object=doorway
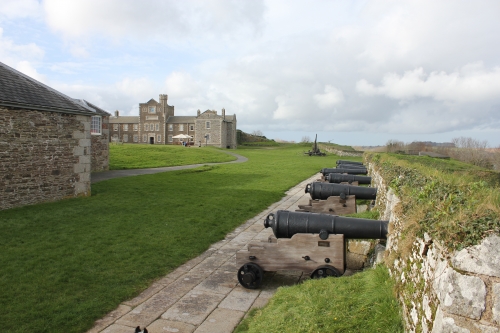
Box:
[149,137,154,144]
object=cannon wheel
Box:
[311,265,340,279]
[238,262,264,289]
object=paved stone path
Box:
[91,151,247,183]
[87,173,319,333]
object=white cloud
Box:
[356,64,500,103]
[16,60,46,83]
[314,85,344,109]
[0,0,41,19]
[0,27,44,67]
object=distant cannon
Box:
[236,210,388,288]
[336,163,367,169]
[321,168,368,176]
[306,182,377,200]
[305,134,326,156]
[336,160,364,165]
[326,173,372,184]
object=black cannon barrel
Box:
[326,173,372,184]
[336,160,364,166]
[321,168,368,175]
[305,182,377,200]
[264,210,388,239]
[336,164,367,170]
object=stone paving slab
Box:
[87,173,319,333]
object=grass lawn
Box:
[0,143,354,333]
[109,144,236,169]
[235,265,404,333]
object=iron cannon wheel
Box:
[310,265,340,279]
[238,262,264,289]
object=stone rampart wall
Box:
[369,163,500,333]
[320,146,364,157]
[0,107,91,210]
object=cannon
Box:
[326,173,372,185]
[236,210,388,289]
[306,182,377,200]
[305,134,326,156]
[336,160,364,166]
[336,163,367,169]
[321,167,367,176]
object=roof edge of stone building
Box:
[73,99,112,116]
[0,61,95,115]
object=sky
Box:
[1,0,500,147]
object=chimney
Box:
[222,108,225,120]
[115,110,119,117]
[197,109,201,117]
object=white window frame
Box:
[133,135,138,142]
[123,124,128,131]
[168,135,173,142]
[168,124,173,131]
[206,121,210,129]
[148,106,156,113]
[143,134,147,142]
[123,134,128,142]
[133,124,138,131]
[155,123,159,131]
[179,124,184,131]
[157,135,161,142]
[113,124,118,131]
[190,125,194,131]
[145,123,149,131]
[91,116,102,135]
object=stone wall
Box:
[91,115,109,172]
[320,146,364,157]
[369,163,500,333]
[0,107,91,210]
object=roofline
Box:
[0,61,92,115]
[0,101,96,116]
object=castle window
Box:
[149,106,156,113]
[133,135,138,142]
[133,124,138,131]
[168,124,173,131]
[123,134,128,142]
[145,124,149,131]
[168,135,173,142]
[206,121,210,129]
[190,125,194,131]
[155,123,159,131]
[91,116,101,135]
[123,124,128,131]
[113,124,118,131]
[179,124,184,131]
[157,135,161,142]
[143,134,147,142]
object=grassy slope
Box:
[109,144,236,169]
[236,265,403,333]
[0,144,348,333]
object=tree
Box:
[386,139,405,153]
[301,136,311,143]
[252,130,263,137]
[449,137,491,168]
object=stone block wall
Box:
[369,163,500,333]
[0,107,91,210]
[91,115,109,172]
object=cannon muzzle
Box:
[321,168,367,175]
[326,173,372,184]
[264,210,388,239]
[305,182,377,200]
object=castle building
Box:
[109,94,237,149]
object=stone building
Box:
[0,61,109,210]
[109,94,237,149]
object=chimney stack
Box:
[115,110,119,117]
[197,109,201,117]
[222,108,225,119]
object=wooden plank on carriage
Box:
[236,234,344,274]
